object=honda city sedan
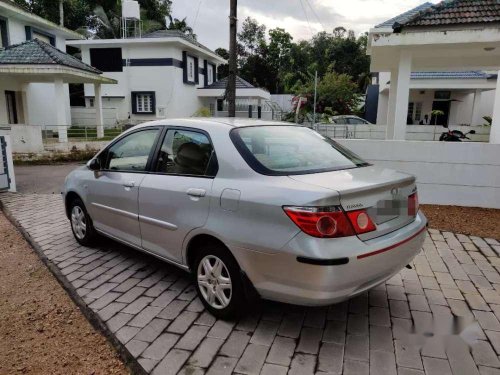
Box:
[63,118,427,319]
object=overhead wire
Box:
[304,0,326,32]
[298,0,315,37]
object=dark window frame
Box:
[203,60,216,86]
[0,16,9,48]
[182,51,199,85]
[131,91,156,115]
[150,126,218,179]
[89,48,123,72]
[25,26,55,46]
[98,127,162,173]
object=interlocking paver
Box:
[4,193,500,375]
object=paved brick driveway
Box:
[2,193,500,375]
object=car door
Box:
[138,127,217,262]
[87,127,161,247]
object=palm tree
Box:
[167,15,196,39]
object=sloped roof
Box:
[202,76,256,89]
[143,29,215,55]
[375,2,433,28]
[410,71,492,79]
[0,39,101,74]
[400,0,500,28]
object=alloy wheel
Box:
[71,205,87,240]
[197,255,232,309]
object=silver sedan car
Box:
[63,118,427,319]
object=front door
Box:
[139,128,216,262]
[5,91,18,124]
[88,127,161,246]
[431,101,450,127]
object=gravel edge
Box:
[0,200,146,375]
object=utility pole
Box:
[227,0,237,117]
[59,0,64,27]
[313,70,318,130]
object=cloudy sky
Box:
[171,0,440,50]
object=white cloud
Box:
[171,0,441,50]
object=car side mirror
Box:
[88,158,101,171]
[469,130,476,135]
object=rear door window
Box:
[155,129,217,177]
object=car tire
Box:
[69,198,98,246]
[193,244,246,320]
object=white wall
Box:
[271,95,294,112]
[337,139,500,209]
[79,43,213,121]
[0,134,17,192]
[9,125,44,153]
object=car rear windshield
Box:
[230,125,369,175]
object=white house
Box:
[0,0,116,153]
[67,29,227,125]
[0,0,84,127]
[367,0,500,142]
[374,70,496,127]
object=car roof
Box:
[133,117,292,130]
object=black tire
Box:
[193,244,246,320]
[68,198,98,246]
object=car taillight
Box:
[283,206,355,238]
[346,209,376,234]
[408,192,419,216]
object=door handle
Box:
[187,188,206,197]
[123,181,135,188]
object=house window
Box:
[207,64,214,85]
[25,26,55,46]
[408,102,414,122]
[183,52,198,84]
[132,92,155,114]
[0,18,8,48]
[414,102,423,122]
[33,31,51,44]
[88,98,95,108]
[90,48,123,72]
[187,56,195,82]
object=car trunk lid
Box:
[289,166,417,240]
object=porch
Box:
[0,40,116,151]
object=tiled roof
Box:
[143,29,215,55]
[201,76,256,89]
[0,39,101,74]
[375,2,434,28]
[411,71,492,79]
[401,0,500,28]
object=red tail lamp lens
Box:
[346,210,376,234]
[408,192,419,216]
[283,206,355,238]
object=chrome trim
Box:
[138,215,178,231]
[91,202,138,220]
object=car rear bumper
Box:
[230,211,427,306]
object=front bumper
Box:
[230,211,427,306]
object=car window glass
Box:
[156,129,214,176]
[347,118,364,124]
[105,129,159,171]
[232,126,368,175]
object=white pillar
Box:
[20,83,30,125]
[471,89,482,126]
[490,70,500,144]
[386,69,399,139]
[391,50,412,140]
[54,78,68,143]
[94,83,104,138]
